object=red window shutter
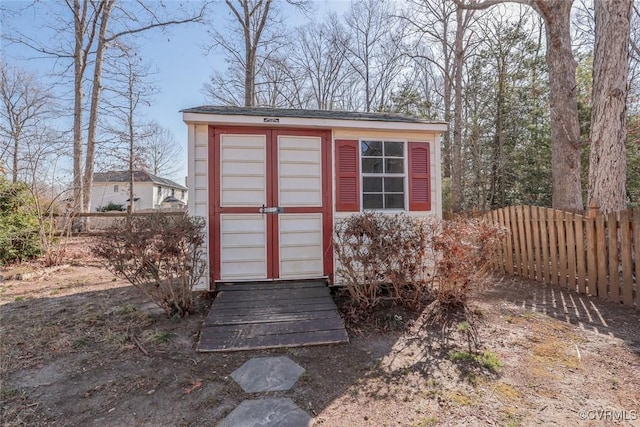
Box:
[408,141,431,211]
[335,139,360,212]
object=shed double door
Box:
[210,128,332,282]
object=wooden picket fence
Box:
[483,205,639,310]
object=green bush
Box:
[96,201,125,212]
[0,178,42,264]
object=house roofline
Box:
[181,107,448,132]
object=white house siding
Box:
[331,129,442,286]
[90,182,154,211]
[188,123,210,291]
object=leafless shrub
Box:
[92,213,206,317]
[334,213,505,319]
[333,212,437,310]
[431,218,504,307]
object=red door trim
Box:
[268,131,279,279]
[209,126,334,283]
[322,130,334,281]
[209,126,221,283]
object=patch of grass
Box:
[0,387,19,400]
[107,333,130,345]
[13,296,25,302]
[445,390,474,406]
[449,350,476,363]
[412,416,438,427]
[50,289,61,296]
[152,331,173,343]
[502,410,523,427]
[72,338,89,348]
[457,321,470,332]
[480,350,502,371]
[532,341,579,369]
[448,349,502,371]
[494,382,522,401]
[116,303,138,316]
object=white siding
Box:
[89,182,155,211]
[220,214,267,280]
[188,124,210,290]
[279,214,324,279]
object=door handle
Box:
[259,206,284,214]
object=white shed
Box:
[183,106,447,290]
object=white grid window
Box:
[361,141,405,210]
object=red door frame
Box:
[208,126,333,284]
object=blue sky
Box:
[2,0,350,182]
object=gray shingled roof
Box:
[93,170,187,190]
[181,106,446,125]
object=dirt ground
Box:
[1,238,639,427]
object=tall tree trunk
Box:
[536,0,583,211]
[243,0,254,107]
[451,6,466,212]
[72,0,85,212]
[589,0,631,213]
[442,70,452,180]
[82,0,113,213]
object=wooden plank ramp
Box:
[197,280,349,352]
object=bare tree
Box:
[342,0,407,112]
[588,0,632,213]
[205,0,279,106]
[139,122,183,179]
[0,62,56,184]
[6,1,207,213]
[402,0,478,211]
[101,46,155,213]
[290,16,352,110]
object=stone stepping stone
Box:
[231,356,305,393]
[218,398,312,427]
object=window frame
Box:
[113,185,119,193]
[359,139,408,212]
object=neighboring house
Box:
[90,170,188,212]
[183,106,447,290]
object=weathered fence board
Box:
[596,214,607,300]
[548,209,559,287]
[607,212,619,303]
[620,210,633,306]
[484,206,638,311]
[565,212,577,291]
[575,215,586,294]
[585,216,597,296]
[556,210,568,289]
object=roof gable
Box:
[93,170,187,190]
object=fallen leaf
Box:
[184,380,202,394]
